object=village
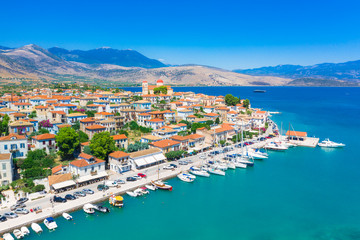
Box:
[0,79,317,236]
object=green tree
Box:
[117,129,129,137]
[72,121,80,131]
[78,130,89,143]
[153,86,167,94]
[28,111,37,118]
[56,127,80,160]
[0,114,10,135]
[85,110,97,117]
[243,99,250,109]
[215,117,220,125]
[90,132,116,160]
[225,94,240,106]
[165,150,185,161]
[83,145,92,155]
[86,101,94,105]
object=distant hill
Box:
[48,47,166,68]
[234,60,360,82]
[0,44,290,86]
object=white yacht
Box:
[126,191,138,197]
[134,187,149,196]
[31,222,43,233]
[227,161,236,169]
[62,212,73,220]
[208,168,225,176]
[12,229,23,239]
[234,161,247,168]
[318,138,345,148]
[265,142,288,151]
[20,227,30,236]
[190,167,210,177]
[43,217,57,230]
[83,204,95,214]
[177,173,196,182]
[3,233,14,240]
[247,149,268,159]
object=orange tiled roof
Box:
[0,133,26,141]
[150,139,180,148]
[86,124,106,130]
[109,151,129,159]
[32,133,56,140]
[112,134,128,140]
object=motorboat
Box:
[151,180,173,191]
[208,168,225,176]
[3,233,14,240]
[265,142,288,151]
[20,227,30,236]
[318,138,345,148]
[177,173,196,183]
[62,212,73,220]
[236,157,254,166]
[247,149,268,159]
[43,217,57,230]
[126,191,138,197]
[189,167,210,177]
[31,222,43,233]
[94,205,110,213]
[145,184,157,191]
[12,229,23,239]
[227,161,236,169]
[83,204,95,214]
[109,195,124,208]
[234,161,247,168]
[134,187,149,196]
[213,163,228,171]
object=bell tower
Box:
[142,81,148,95]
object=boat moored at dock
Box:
[3,233,14,240]
[208,168,226,176]
[109,195,124,208]
[44,217,57,230]
[83,204,96,214]
[151,180,173,191]
[31,223,42,233]
[12,229,23,239]
[20,227,30,236]
[177,173,196,182]
[62,212,73,220]
[190,167,210,177]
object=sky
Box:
[1,0,360,69]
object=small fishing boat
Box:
[318,138,345,148]
[43,217,57,230]
[62,212,73,220]
[208,168,225,176]
[126,191,138,197]
[109,195,124,207]
[177,173,196,183]
[3,233,14,240]
[134,187,149,196]
[253,90,266,93]
[151,180,173,191]
[20,227,30,236]
[145,184,157,191]
[12,230,23,239]
[189,167,210,177]
[83,204,95,214]
[31,223,42,233]
[94,205,110,213]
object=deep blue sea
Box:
[28,87,360,240]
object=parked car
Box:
[65,194,76,200]
[137,173,147,178]
[53,196,67,203]
[73,191,86,197]
[178,160,188,165]
[0,215,6,222]
[14,208,29,215]
[115,179,125,184]
[199,155,206,159]
[170,163,178,168]
[4,212,18,219]
[10,203,26,211]
[126,177,137,182]
[185,159,193,163]
[82,189,94,195]
[97,184,109,191]
[105,181,118,187]
[163,164,175,170]
[16,198,29,204]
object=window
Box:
[3,173,6,178]
[43,141,46,145]
[2,163,6,170]
[20,143,25,148]
[4,145,8,150]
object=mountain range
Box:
[234,61,360,82]
[0,44,358,86]
[0,44,289,86]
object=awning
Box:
[77,171,108,183]
[134,159,147,168]
[153,154,166,161]
[144,156,156,164]
[51,180,76,190]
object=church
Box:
[142,79,173,96]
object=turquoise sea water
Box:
[28,87,360,240]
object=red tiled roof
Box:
[109,151,129,159]
[0,133,26,141]
[32,133,56,140]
